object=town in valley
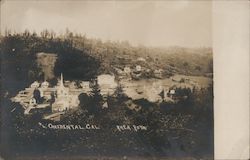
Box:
[11,52,212,121]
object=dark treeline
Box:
[0,29,100,95]
[1,29,213,96]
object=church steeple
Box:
[60,73,64,87]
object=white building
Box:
[80,81,90,88]
[52,74,79,112]
[29,98,36,106]
[97,74,117,95]
[30,81,40,88]
[135,65,142,72]
[154,69,163,78]
[41,81,49,88]
[137,57,146,62]
[97,74,116,87]
[170,89,175,94]
[124,66,131,74]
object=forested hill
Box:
[0,31,100,94]
[0,30,212,93]
[70,32,213,76]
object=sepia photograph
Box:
[0,0,214,159]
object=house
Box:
[97,74,117,95]
[135,65,142,72]
[137,57,146,62]
[38,80,56,100]
[41,80,49,88]
[80,81,91,93]
[154,69,163,79]
[97,74,116,87]
[29,98,37,106]
[102,101,109,109]
[30,81,40,88]
[170,89,175,95]
[164,89,176,99]
[124,66,131,74]
[131,65,142,80]
[131,72,142,80]
[114,68,124,74]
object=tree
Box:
[114,83,126,102]
[40,29,50,39]
[50,92,55,105]
[75,80,81,88]
[33,89,43,104]
[89,78,103,115]
[78,93,91,111]
[48,78,58,87]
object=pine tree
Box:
[114,83,126,102]
[89,78,103,114]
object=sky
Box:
[0,0,212,47]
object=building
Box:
[97,74,117,95]
[52,74,79,112]
[31,81,40,88]
[124,66,131,74]
[135,65,142,72]
[154,69,163,79]
[41,81,49,88]
[38,80,56,100]
[29,98,37,106]
[137,57,146,62]
[80,81,91,93]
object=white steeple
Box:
[60,73,64,87]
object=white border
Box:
[213,1,249,159]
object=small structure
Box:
[97,74,116,86]
[30,81,40,88]
[154,69,163,79]
[29,98,37,106]
[97,74,117,95]
[102,101,109,109]
[135,65,142,72]
[170,89,175,95]
[80,81,91,93]
[168,89,176,99]
[41,81,49,88]
[124,66,131,74]
[137,57,146,62]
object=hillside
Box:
[71,34,213,76]
[0,30,213,94]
